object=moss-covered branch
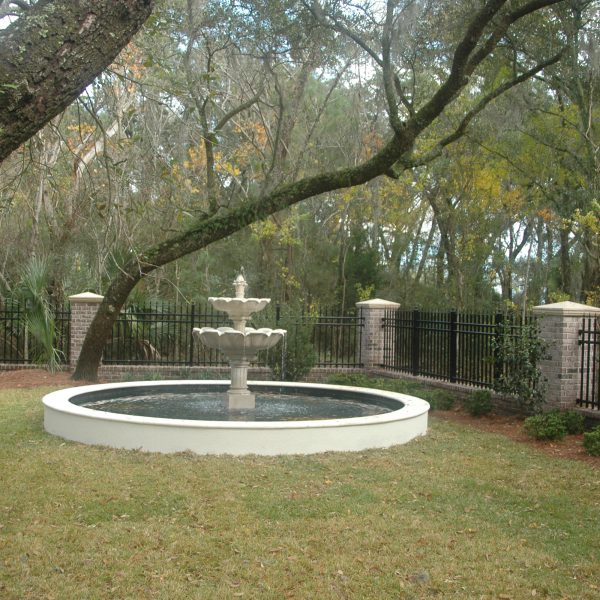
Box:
[0,0,154,162]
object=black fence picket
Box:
[578,317,600,410]
[0,300,24,363]
[102,302,230,366]
[298,307,363,368]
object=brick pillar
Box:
[356,298,400,369]
[533,301,600,410]
[69,292,104,367]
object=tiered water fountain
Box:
[43,273,429,455]
[192,273,285,410]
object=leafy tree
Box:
[0,1,581,379]
[492,319,549,413]
[72,0,582,380]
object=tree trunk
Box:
[558,227,572,295]
[0,0,154,162]
[72,267,141,380]
[581,229,600,297]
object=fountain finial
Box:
[233,272,248,299]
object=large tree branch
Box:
[465,0,566,75]
[412,0,567,134]
[396,50,565,170]
[72,127,415,380]
[412,0,508,133]
[0,0,154,162]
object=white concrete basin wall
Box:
[43,381,429,456]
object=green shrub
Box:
[464,390,493,416]
[266,315,316,381]
[327,373,374,388]
[491,319,548,413]
[524,412,567,440]
[583,426,600,456]
[424,389,456,411]
[523,410,586,441]
[560,410,585,435]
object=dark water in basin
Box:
[72,385,399,422]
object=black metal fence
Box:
[0,300,70,365]
[102,302,363,368]
[295,308,363,368]
[381,309,534,388]
[102,301,230,366]
[578,317,600,410]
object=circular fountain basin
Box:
[43,381,429,456]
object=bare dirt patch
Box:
[1,369,598,466]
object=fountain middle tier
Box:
[208,298,270,332]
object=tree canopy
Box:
[0,0,597,380]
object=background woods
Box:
[0,0,598,379]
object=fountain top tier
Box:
[208,273,271,333]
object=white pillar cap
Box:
[356,298,400,309]
[532,301,600,317]
[68,292,104,303]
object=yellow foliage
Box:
[355,283,375,302]
[536,208,556,223]
[278,265,301,291]
[574,202,600,234]
[235,121,269,149]
[186,145,207,170]
[250,218,278,240]
[214,151,241,177]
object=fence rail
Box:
[381,309,534,388]
[578,317,600,410]
[0,300,70,365]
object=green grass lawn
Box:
[1,387,599,600]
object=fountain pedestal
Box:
[228,359,254,409]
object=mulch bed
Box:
[434,408,599,467]
[0,368,94,389]
[1,369,598,467]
